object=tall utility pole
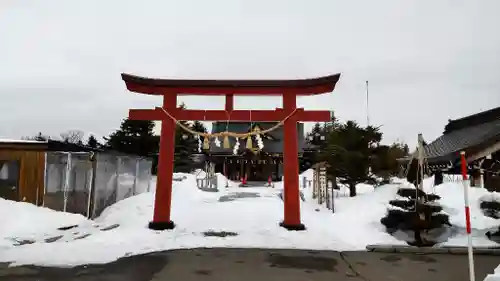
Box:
[366,80,371,176]
[366,80,370,127]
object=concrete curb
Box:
[366,244,500,255]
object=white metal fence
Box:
[43,152,152,218]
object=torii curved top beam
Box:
[121,73,341,96]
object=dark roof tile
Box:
[425,117,500,164]
[444,106,500,134]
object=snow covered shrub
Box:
[380,186,451,246]
[480,194,500,219]
[479,193,500,241]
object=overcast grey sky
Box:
[1,0,499,148]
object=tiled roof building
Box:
[402,106,500,190]
[425,106,500,168]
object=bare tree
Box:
[60,130,84,144]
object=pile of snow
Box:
[216,173,239,188]
[429,182,499,247]
[479,192,500,206]
[0,171,401,267]
[287,168,375,197]
[0,171,498,268]
[485,264,500,281]
[0,198,88,249]
[173,173,189,181]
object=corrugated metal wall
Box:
[43,152,153,218]
[0,144,153,219]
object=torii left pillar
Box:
[150,93,177,230]
[121,72,341,231]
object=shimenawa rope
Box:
[158,107,299,138]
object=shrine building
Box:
[204,122,307,182]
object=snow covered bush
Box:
[479,193,500,242]
[480,193,500,219]
[380,186,451,246]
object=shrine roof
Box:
[398,107,500,169]
[423,117,500,165]
[121,73,341,95]
[209,122,306,153]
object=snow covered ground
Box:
[433,182,500,247]
[485,264,500,281]
[0,170,498,268]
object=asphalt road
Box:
[0,248,497,281]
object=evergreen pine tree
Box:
[305,122,327,165]
[86,135,100,148]
[173,120,195,173]
[190,120,207,153]
[104,119,158,157]
[307,123,323,145]
[172,103,208,172]
[370,144,391,180]
[380,159,451,246]
[371,142,410,182]
[323,121,380,196]
[191,121,207,134]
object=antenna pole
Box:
[366,80,370,126]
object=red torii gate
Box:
[121,73,341,231]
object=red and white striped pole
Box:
[460,151,476,281]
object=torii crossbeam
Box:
[121,73,341,231]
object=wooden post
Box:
[417,134,425,193]
[480,169,485,189]
[330,178,335,213]
[321,165,328,208]
[86,153,95,218]
[240,160,244,183]
[224,157,229,187]
[204,162,208,188]
[63,152,72,212]
[133,158,140,195]
[312,168,318,199]
[115,156,121,198]
[150,94,177,230]
[318,167,323,204]
[225,94,234,111]
[280,93,304,230]
[434,170,443,186]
